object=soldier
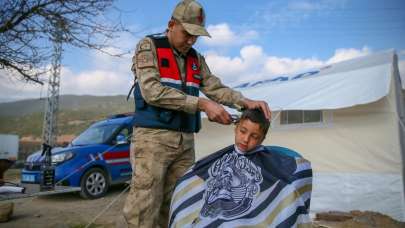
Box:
[123,0,271,227]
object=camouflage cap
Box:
[171,0,211,37]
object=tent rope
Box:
[85,184,131,228]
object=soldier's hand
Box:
[242,98,272,120]
[198,98,232,125]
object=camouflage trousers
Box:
[123,127,195,228]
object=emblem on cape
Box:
[200,152,263,220]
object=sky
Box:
[1,0,405,103]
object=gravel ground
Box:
[1,169,129,228]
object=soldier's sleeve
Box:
[198,55,245,110]
[134,37,199,114]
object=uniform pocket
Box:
[133,168,153,189]
[133,144,154,189]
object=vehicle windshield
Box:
[71,124,120,146]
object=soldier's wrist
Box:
[185,95,199,114]
[197,97,209,112]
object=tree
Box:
[0,0,128,84]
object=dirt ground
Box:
[2,169,129,228]
[2,169,405,228]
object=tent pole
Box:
[393,53,405,202]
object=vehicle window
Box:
[116,128,131,142]
[71,124,120,146]
[119,128,129,138]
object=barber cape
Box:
[169,145,312,228]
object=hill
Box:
[0,95,134,138]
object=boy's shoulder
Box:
[264,145,303,158]
[194,145,234,170]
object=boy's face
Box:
[234,119,265,153]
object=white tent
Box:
[196,50,405,221]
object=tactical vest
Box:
[132,35,202,133]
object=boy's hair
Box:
[239,109,270,136]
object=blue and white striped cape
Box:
[169,145,312,228]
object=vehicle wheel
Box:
[80,168,109,199]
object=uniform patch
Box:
[136,51,155,69]
[138,40,151,51]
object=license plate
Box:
[22,174,36,182]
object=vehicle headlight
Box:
[52,152,74,165]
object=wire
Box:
[85,184,130,228]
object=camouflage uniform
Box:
[123,1,245,228]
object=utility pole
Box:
[40,25,62,191]
[42,30,62,148]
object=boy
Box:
[233,108,270,154]
[169,109,312,228]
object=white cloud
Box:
[88,49,132,75]
[0,56,134,103]
[103,31,139,56]
[201,23,258,47]
[204,45,266,85]
[204,54,246,81]
[54,35,135,97]
[56,32,137,96]
[0,68,133,103]
[0,72,44,102]
[89,32,138,72]
[264,57,323,75]
[240,45,265,62]
[60,67,133,96]
[0,29,140,103]
[205,46,371,86]
[327,47,370,64]
[1,44,372,103]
